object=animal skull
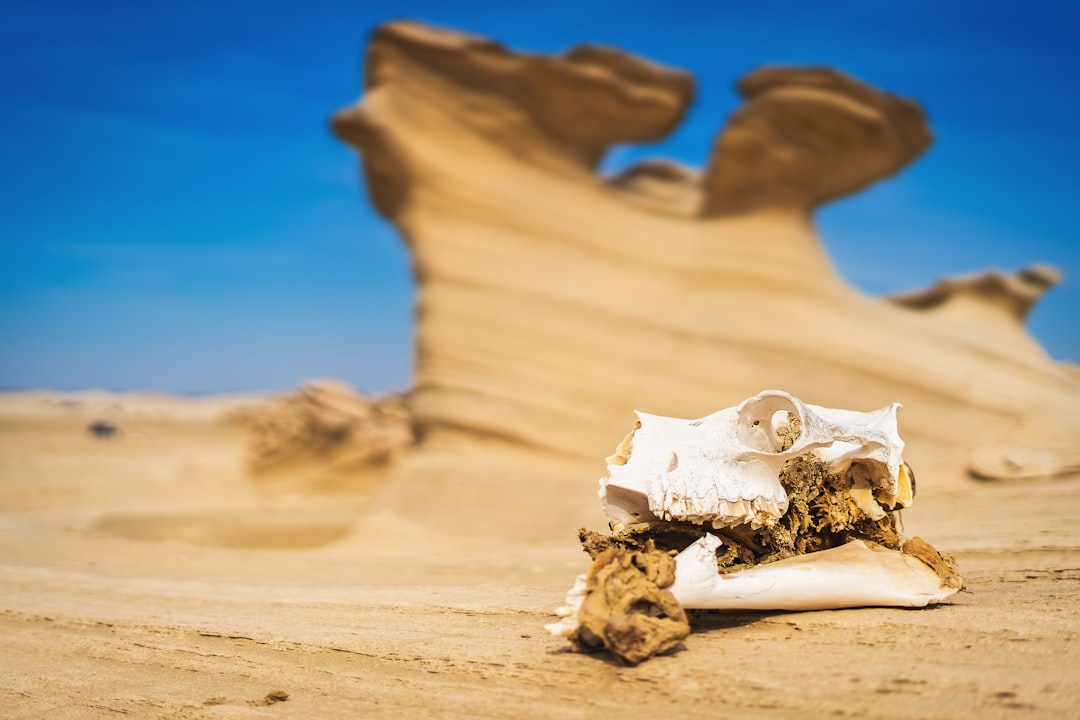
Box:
[548,391,959,663]
[601,390,910,529]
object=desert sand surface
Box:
[2,391,1079,719]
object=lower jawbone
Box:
[546,390,962,665]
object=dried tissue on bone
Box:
[547,390,958,647]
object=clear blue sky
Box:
[2,1,1077,394]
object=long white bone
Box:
[669,534,954,610]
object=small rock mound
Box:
[87,419,120,438]
[230,380,413,474]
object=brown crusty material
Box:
[570,546,690,665]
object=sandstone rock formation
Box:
[331,21,1079,530]
[889,264,1062,322]
[704,66,932,216]
[230,380,412,483]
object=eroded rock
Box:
[703,66,932,215]
[230,380,413,475]
[889,263,1062,322]
[331,22,1079,533]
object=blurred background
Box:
[2,0,1077,395]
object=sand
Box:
[2,390,1078,719]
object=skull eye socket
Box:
[737,396,801,453]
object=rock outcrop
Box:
[703,66,932,215]
[889,264,1062,322]
[230,380,412,481]
[331,21,1079,531]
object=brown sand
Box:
[2,391,1078,718]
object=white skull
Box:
[600,390,908,529]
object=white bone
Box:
[600,390,906,529]
[668,534,955,610]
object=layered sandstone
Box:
[331,21,1079,527]
[230,380,412,485]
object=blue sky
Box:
[2,1,1077,394]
